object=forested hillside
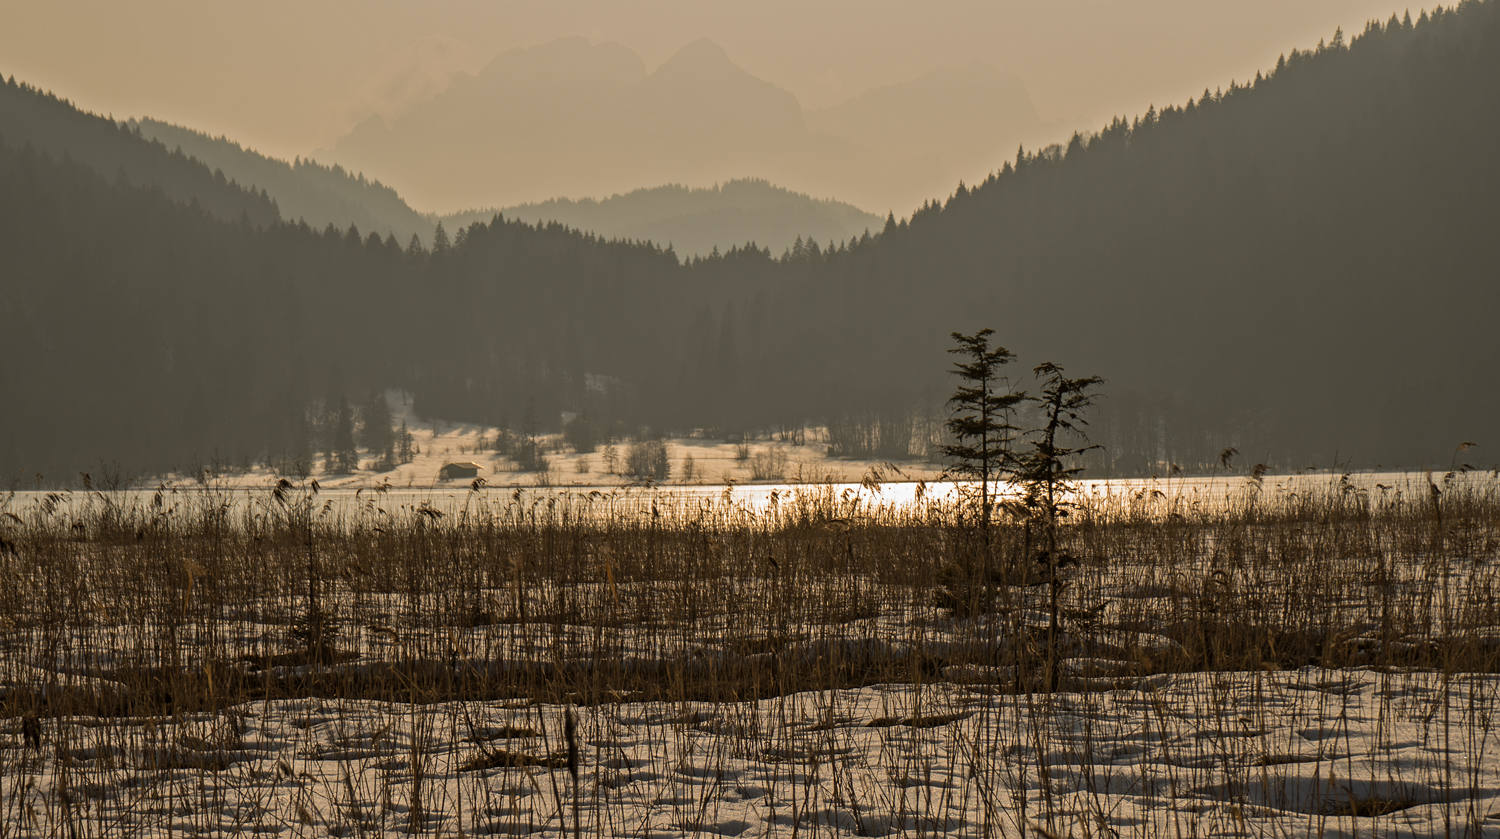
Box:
[444,179,881,259]
[0,77,279,227]
[2,3,1497,484]
[0,140,691,481]
[828,3,1500,472]
[131,118,434,245]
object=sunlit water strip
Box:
[3,468,1490,527]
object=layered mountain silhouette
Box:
[39,38,1050,253]
[134,115,880,257]
[131,118,432,244]
[444,179,881,258]
[323,38,1054,214]
[5,3,1499,482]
[125,88,881,256]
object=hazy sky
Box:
[9,0,1409,184]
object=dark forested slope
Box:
[130,118,435,245]
[451,3,1500,471]
[785,4,1500,471]
[0,77,279,227]
[0,140,690,481]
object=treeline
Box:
[0,77,279,227]
[130,117,435,246]
[0,140,701,482]
[782,2,1500,473]
[2,2,1498,483]
[447,178,883,260]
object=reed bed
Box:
[0,471,1497,837]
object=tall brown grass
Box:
[0,470,1496,835]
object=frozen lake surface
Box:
[4,469,1483,526]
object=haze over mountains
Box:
[324,38,1061,214]
[4,35,1066,256]
[805,62,1042,183]
[448,180,882,260]
[120,113,881,256]
[130,117,432,244]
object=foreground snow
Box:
[4,668,1497,837]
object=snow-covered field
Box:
[169,394,947,491]
[3,669,1498,837]
[2,468,1498,837]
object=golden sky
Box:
[7,0,1412,199]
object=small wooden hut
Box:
[438,461,484,481]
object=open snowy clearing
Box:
[3,470,1498,837]
[163,393,947,491]
[4,669,1499,838]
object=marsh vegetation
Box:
[2,467,1498,837]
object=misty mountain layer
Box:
[131,118,433,245]
[445,179,882,258]
[806,62,1042,176]
[130,117,880,257]
[2,3,1497,483]
[324,38,1053,214]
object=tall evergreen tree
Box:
[941,330,1023,531]
[937,330,1024,616]
[1014,362,1104,692]
[360,390,395,470]
[329,396,359,474]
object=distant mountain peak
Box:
[479,37,646,84]
[643,37,804,135]
[657,38,733,71]
[320,34,1045,213]
[650,38,771,89]
[441,176,881,258]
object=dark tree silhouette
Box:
[360,390,395,470]
[1015,362,1104,691]
[941,329,1023,531]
